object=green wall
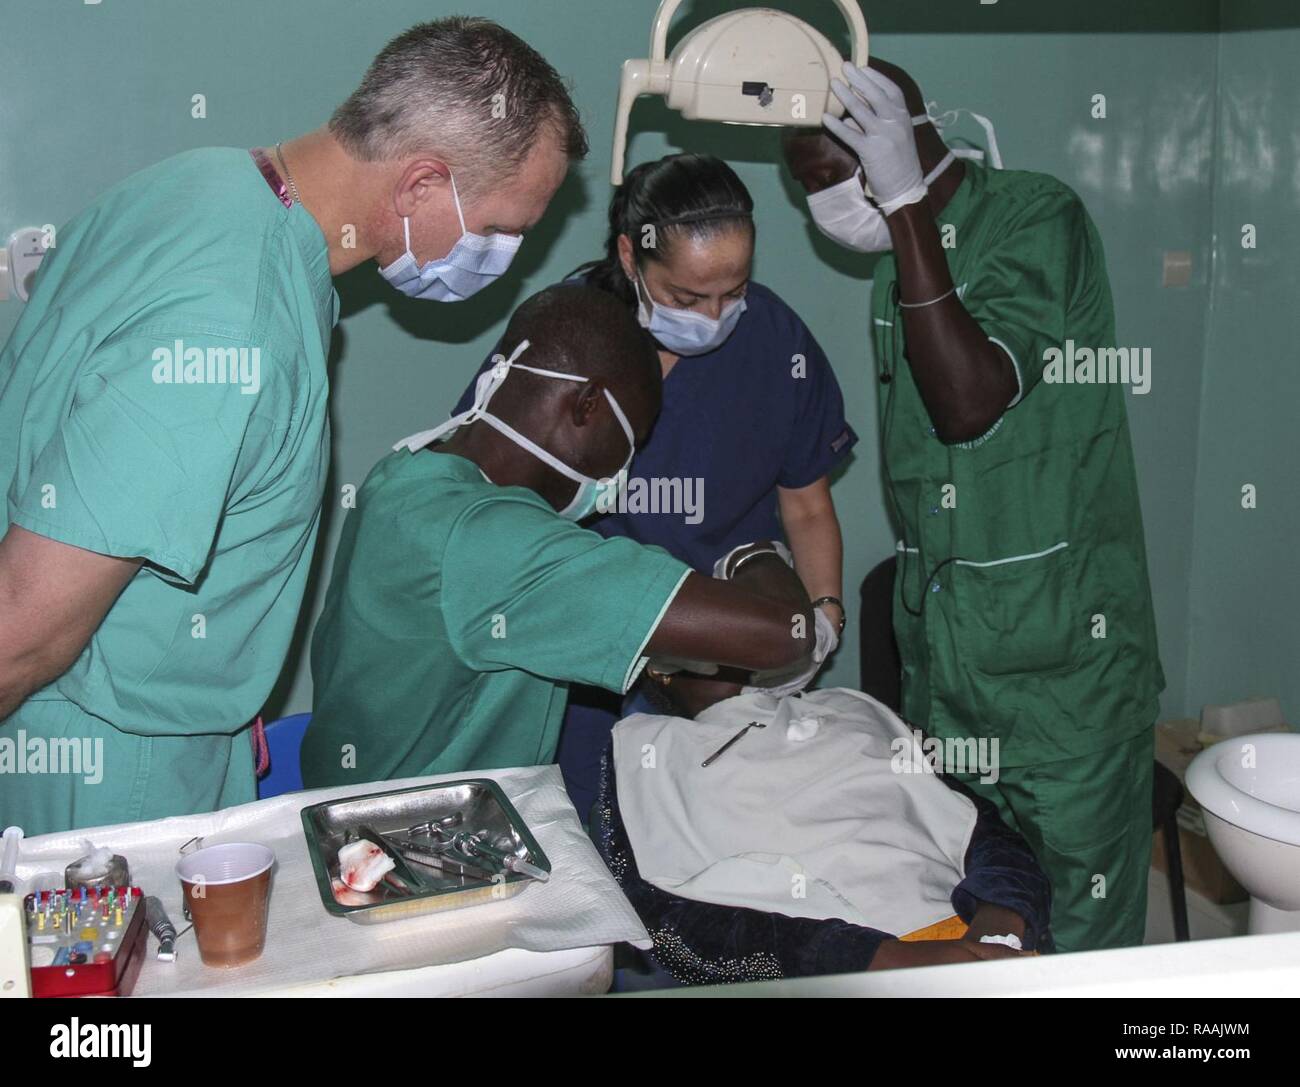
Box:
[1185,1,1300,721]
[0,2,1290,724]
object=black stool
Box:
[858,557,902,713]
[1152,760,1190,941]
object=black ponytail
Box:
[573,153,755,308]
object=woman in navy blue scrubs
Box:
[455,154,857,819]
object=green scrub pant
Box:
[955,728,1154,953]
[0,699,257,838]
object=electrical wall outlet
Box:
[1162,250,1193,288]
[0,894,31,998]
[7,228,48,302]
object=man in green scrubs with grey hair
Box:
[0,18,585,835]
[785,57,1164,953]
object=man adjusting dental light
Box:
[784,57,1164,954]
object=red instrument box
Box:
[25,886,148,998]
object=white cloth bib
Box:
[613,688,978,935]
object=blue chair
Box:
[257,712,312,799]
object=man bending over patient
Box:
[302,285,814,787]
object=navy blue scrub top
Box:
[452,280,858,573]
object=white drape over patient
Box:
[613,688,978,935]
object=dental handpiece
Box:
[144,895,178,962]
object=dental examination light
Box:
[611,0,870,183]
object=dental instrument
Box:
[702,721,766,767]
[144,895,178,962]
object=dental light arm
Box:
[612,0,870,183]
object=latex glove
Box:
[742,606,840,699]
[812,604,840,663]
[823,63,926,215]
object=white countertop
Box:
[632,930,1300,997]
[255,944,612,998]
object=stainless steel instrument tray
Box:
[301,779,550,925]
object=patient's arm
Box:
[964,902,1028,943]
[870,937,1024,970]
[943,776,1053,951]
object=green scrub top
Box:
[870,163,1164,766]
[301,449,691,787]
[0,148,336,835]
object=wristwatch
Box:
[811,595,846,634]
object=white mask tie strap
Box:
[915,103,1002,170]
[448,169,468,235]
[391,338,531,452]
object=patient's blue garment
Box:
[592,746,1053,985]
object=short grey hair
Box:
[330,18,587,187]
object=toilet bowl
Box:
[1185,731,1300,934]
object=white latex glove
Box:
[823,63,926,215]
[813,604,840,663]
[742,606,840,699]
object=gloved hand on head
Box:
[651,540,841,696]
[741,605,839,700]
[823,63,926,216]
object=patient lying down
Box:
[592,668,1053,984]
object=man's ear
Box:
[569,380,606,427]
[393,157,451,218]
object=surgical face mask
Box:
[808,103,1001,254]
[378,170,522,302]
[807,149,956,254]
[632,271,746,357]
[392,340,635,521]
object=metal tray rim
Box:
[298,777,551,919]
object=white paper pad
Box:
[13,764,650,996]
